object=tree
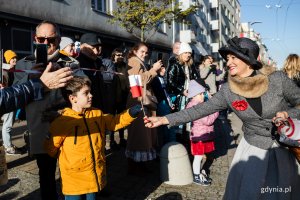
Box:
[109,0,196,42]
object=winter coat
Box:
[166,59,199,96]
[45,107,135,195]
[199,64,225,95]
[77,53,116,112]
[186,99,219,141]
[114,61,129,111]
[0,79,43,116]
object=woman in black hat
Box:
[144,37,300,199]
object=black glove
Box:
[128,104,142,118]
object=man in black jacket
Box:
[77,33,115,111]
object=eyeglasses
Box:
[36,36,57,44]
[115,54,123,57]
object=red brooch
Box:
[232,100,248,111]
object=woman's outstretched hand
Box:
[144,116,169,128]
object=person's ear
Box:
[69,95,77,104]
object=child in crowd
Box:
[186,79,219,186]
[45,76,141,200]
[152,66,175,147]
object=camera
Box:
[210,64,217,70]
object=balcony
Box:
[180,30,196,43]
[179,0,197,11]
[210,20,219,30]
[211,42,219,53]
[209,0,219,8]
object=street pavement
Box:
[0,113,243,200]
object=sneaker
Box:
[193,174,210,186]
[5,146,22,155]
[201,169,212,183]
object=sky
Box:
[239,0,300,68]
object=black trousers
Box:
[35,153,58,200]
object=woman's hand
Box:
[272,111,289,125]
[40,62,73,89]
[144,116,169,128]
[152,60,163,72]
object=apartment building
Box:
[179,0,241,63]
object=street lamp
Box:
[248,21,262,39]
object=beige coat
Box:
[126,56,157,152]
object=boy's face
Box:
[70,85,93,110]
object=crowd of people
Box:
[1,19,300,200]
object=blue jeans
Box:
[65,193,96,200]
[1,111,15,147]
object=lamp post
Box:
[248,21,262,39]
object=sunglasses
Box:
[36,36,57,44]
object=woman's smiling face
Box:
[226,53,253,77]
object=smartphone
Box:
[35,44,48,68]
[157,53,163,61]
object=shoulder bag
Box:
[273,117,300,163]
[142,81,158,110]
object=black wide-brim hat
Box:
[219,36,262,69]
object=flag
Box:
[129,75,142,98]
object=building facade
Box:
[0,0,174,59]
[179,0,241,64]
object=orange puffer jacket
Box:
[45,107,135,195]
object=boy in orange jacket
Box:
[45,76,141,200]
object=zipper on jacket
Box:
[82,115,101,191]
[94,121,103,138]
[74,126,78,144]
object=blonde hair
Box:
[283,54,300,79]
[177,53,193,66]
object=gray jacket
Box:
[166,68,300,150]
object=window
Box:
[11,28,32,55]
[157,20,167,33]
[91,0,111,13]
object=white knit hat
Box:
[187,80,206,98]
[60,37,74,50]
[178,42,192,55]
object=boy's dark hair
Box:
[61,76,91,105]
